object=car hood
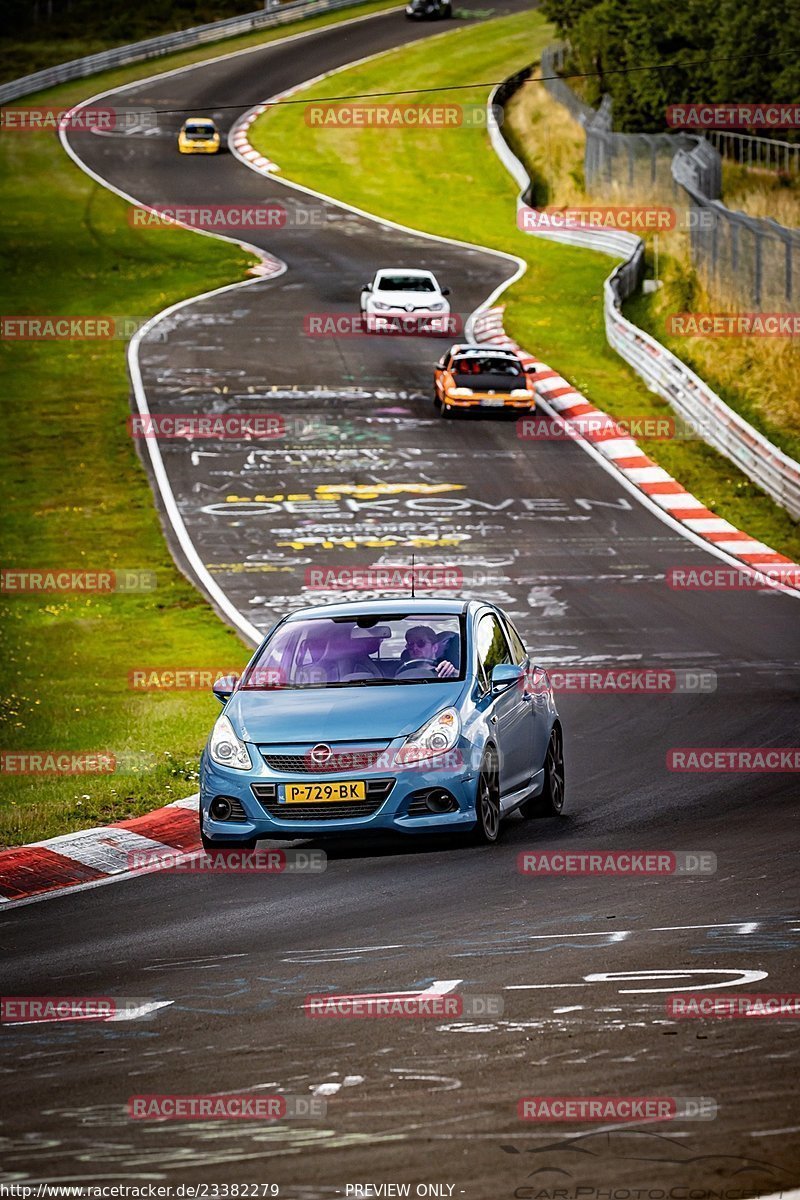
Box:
[228,682,466,744]
[371,289,442,308]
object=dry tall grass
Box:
[504,78,800,456]
[721,162,800,229]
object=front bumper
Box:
[442,392,536,412]
[365,310,452,335]
[200,744,479,840]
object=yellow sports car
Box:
[434,344,537,417]
[178,117,221,154]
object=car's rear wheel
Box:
[472,749,501,843]
[200,830,259,851]
[521,725,565,818]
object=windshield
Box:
[185,123,215,139]
[377,275,436,292]
[242,614,464,689]
[453,356,522,378]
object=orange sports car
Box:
[433,344,537,417]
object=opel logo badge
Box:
[310,743,332,765]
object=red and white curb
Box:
[248,250,285,277]
[474,306,800,592]
[230,101,281,173]
[0,795,200,908]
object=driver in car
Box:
[402,626,458,678]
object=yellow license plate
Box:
[284,780,367,804]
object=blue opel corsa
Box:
[199,598,564,847]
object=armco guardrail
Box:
[486,78,800,522]
[603,290,800,521]
[0,0,376,105]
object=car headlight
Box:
[427,302,445,311]
[448,387,473,398]
[510,388,533,398]
[396,708,460,764]
[208,714,252,770]
[372,301,394,311]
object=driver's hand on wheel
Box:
[435,660,457,678]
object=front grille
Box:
[262,801,384,821]
[253,778,394,821]
[262,750,385,775]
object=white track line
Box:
[56,5,410,647]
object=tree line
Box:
[540,0,800,133]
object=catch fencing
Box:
[706,131,800,175]
[540,43,800,309]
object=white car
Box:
[360,268,452,334]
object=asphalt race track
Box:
[2,4,800,1195]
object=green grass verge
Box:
[0,0,406,849]
[250,10,800,565]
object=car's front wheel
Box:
[521,724,565,818]
[472,749,501,844]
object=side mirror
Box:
[362,282,372,292]
[490,663,523,693]
[212,674,239,703]
[441,287,451,296]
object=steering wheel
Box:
[395,657,438,679]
